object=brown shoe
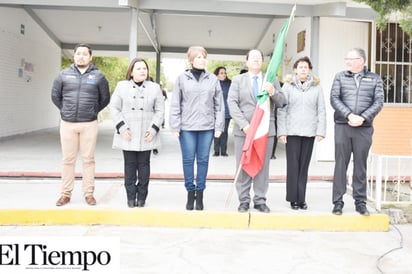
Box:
[85,195,96,206]
[56,196,70,206]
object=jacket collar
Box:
[344,66,368,77]
[184,69,210,81]
[71,63,96,74]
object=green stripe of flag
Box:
[257,4,296,104]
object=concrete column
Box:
[310,16,320,76]
[156,51,161,83]
[129,7,138,61]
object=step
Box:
[0,209,389,231]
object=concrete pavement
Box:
[0,119,333,181]
[0,178,388,231]
[0,120,389,230]
[1,121,412,274]
[0,224,411,274]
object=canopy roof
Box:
[0,0,375,58]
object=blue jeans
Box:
[179,130,214,191]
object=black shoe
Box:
[254,203,270,213]
[298,202,308,210]
[213,152,220,157]
[186,190,195,210]
[290,202,299,210]
[238,202,249,213]
[221,153,229,157]
[195,191,204,211]
[127,200,135,208]
[136,200,145,207]
[332,203,344,215]
[153,149,158,155]
[355,204,370,216]
[271,155,277,159]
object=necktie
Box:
[253,76,259,100]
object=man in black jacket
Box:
[330,48,384,216]
[51,43,110,206]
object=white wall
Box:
[260,16,370,161]
[281,17,312,78]
[0,6,61,137]
[259,17,312,79]
[316,17,370,161]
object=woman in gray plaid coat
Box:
[109,57,165,208]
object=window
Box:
[376,23,412,104]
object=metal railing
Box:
[367,154,412,211]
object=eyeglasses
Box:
[248,55,263,61]
[344,58,361,61]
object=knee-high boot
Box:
[186,190,195,210]
[195,190,204,210]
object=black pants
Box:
[123,150,151,202]
[214,118,231,154]
[285,136,315,203]
[332,124,372,205]
[272,136,278,157]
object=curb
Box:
[0,171,334,182]
[0,209,389,232]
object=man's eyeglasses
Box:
[344,57,361,61]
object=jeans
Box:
[179,130,214,191]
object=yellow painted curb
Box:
[0,209,249,229]
[250,213,390,231]
[0,209,389,231]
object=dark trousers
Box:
[272,137,278,157]
[285,136,314,203]
[272,115,278,157]
[214,118,231,154]
[122,150,151,202]
[332,124,373,205]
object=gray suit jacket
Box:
[228,72,286,137]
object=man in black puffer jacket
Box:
[330,48,384,216]
[51,43,110,207]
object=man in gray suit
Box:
[228,49,286,213]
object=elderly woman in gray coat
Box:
[109,57,165,208]
[277,56,326,210]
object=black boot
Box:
[186,190,195,210]
[195,190,204,210]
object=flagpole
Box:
[225,4,296,209]
[225,163,242,209]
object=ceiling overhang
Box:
[0,0,376,58]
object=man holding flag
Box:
[228,49,285,213]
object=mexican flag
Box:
[240,5,295,178]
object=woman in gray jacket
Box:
[109,58,165,208]
[277,56,326,210]
[169,46,225,211]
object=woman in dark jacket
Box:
[213,66,232,157]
